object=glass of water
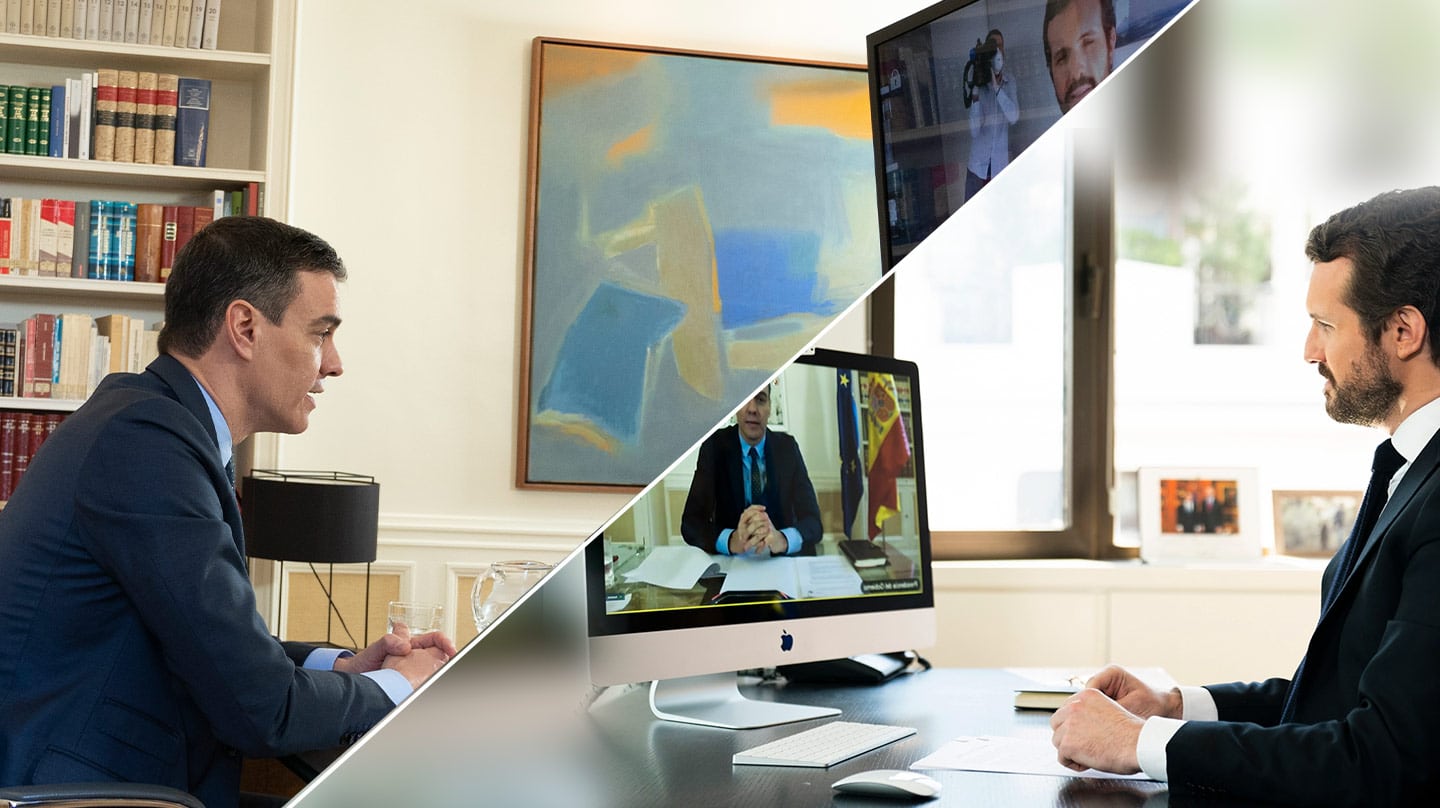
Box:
[387,601,443,638]
[471,560,554,633]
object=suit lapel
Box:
[726,429,747,508]
[761,438,778,505]
[1325,429,1440,620]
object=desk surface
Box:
[586,668,1170,806]
[608,540,923,612]
[293,664,1277,807]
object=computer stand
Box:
[648,672,840,729]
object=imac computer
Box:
[586,348,935,729]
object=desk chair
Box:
[0,782,203,808]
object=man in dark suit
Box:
[0,217,456,808]
[682,386,823,557]
[1195,483,1224,532]
[1174,484,1200,532]
[1050,188,1440,804]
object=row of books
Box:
[2,70,210,166]
[1,313,159,402]
[3,0,224,50]
[0,409,66,504]
[0,188,259,281]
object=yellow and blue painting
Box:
[522,40,880,487]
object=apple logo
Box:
[780,630,794,652]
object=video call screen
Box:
[594,351,930,629]
[868,0,1191,268]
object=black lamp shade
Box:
[242,470,379,564]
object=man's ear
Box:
[1391,305,1429,361]
[223,300,261,360]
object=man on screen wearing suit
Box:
[682,387,823,557]
[1050,188,1440,804]
[0,217,456,808]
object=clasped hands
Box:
[1049,664,1184,775]
[334,629,459,689]
[727,505,787,557]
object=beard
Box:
[1321,345,1402,426]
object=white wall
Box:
[930,561,1322,685]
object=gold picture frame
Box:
[1271,489,1362,558]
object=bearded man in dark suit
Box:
[1049,187,1440,805]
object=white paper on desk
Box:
[795,555,863,598]
[622,545,718,589]
[718,555,864,599]
[720,556,799,596]
[911,736,1154,781]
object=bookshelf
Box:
[0,0,296,422]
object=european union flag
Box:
[836,369,864,539]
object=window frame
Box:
[869,130,1128,560]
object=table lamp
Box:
[242,470,379,647]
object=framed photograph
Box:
[1138,467,1262,563]
[1272,489,1362,558]
[516,38,880,490]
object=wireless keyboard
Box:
[732,720,917,767]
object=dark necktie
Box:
[1280,439,1405,722]
[1322,439,1405,612]
[748,447,763,505]
[225,457,236,487]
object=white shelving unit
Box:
[0,0,295,433]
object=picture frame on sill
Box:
[1138,467,1261,563]
[1272,489,1363,558]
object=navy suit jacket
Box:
[1167,430,1440,805]
[680,426,822,556]
[0,355,393,808]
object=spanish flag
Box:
[865,373,911,538]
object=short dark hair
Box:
[1305,187,1440,366]
[158,216,346,357]
[1042,0,1116,69]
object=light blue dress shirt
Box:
[715,432,803,556]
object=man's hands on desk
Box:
[334,630,458,688]
[1050,664,1183,775]
[728,505,787,556]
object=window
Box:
[877,127,1113,559]
[875,0,1440,559]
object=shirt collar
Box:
[738,429,767,460]
[190,374,233,470]
[1391,396,1440,466]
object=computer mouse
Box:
[831,769,942,799]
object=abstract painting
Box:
[518,38,881,489]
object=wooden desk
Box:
[585,667,1172,806]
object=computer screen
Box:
[586,348,935,728]
[868,0,1192,269]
